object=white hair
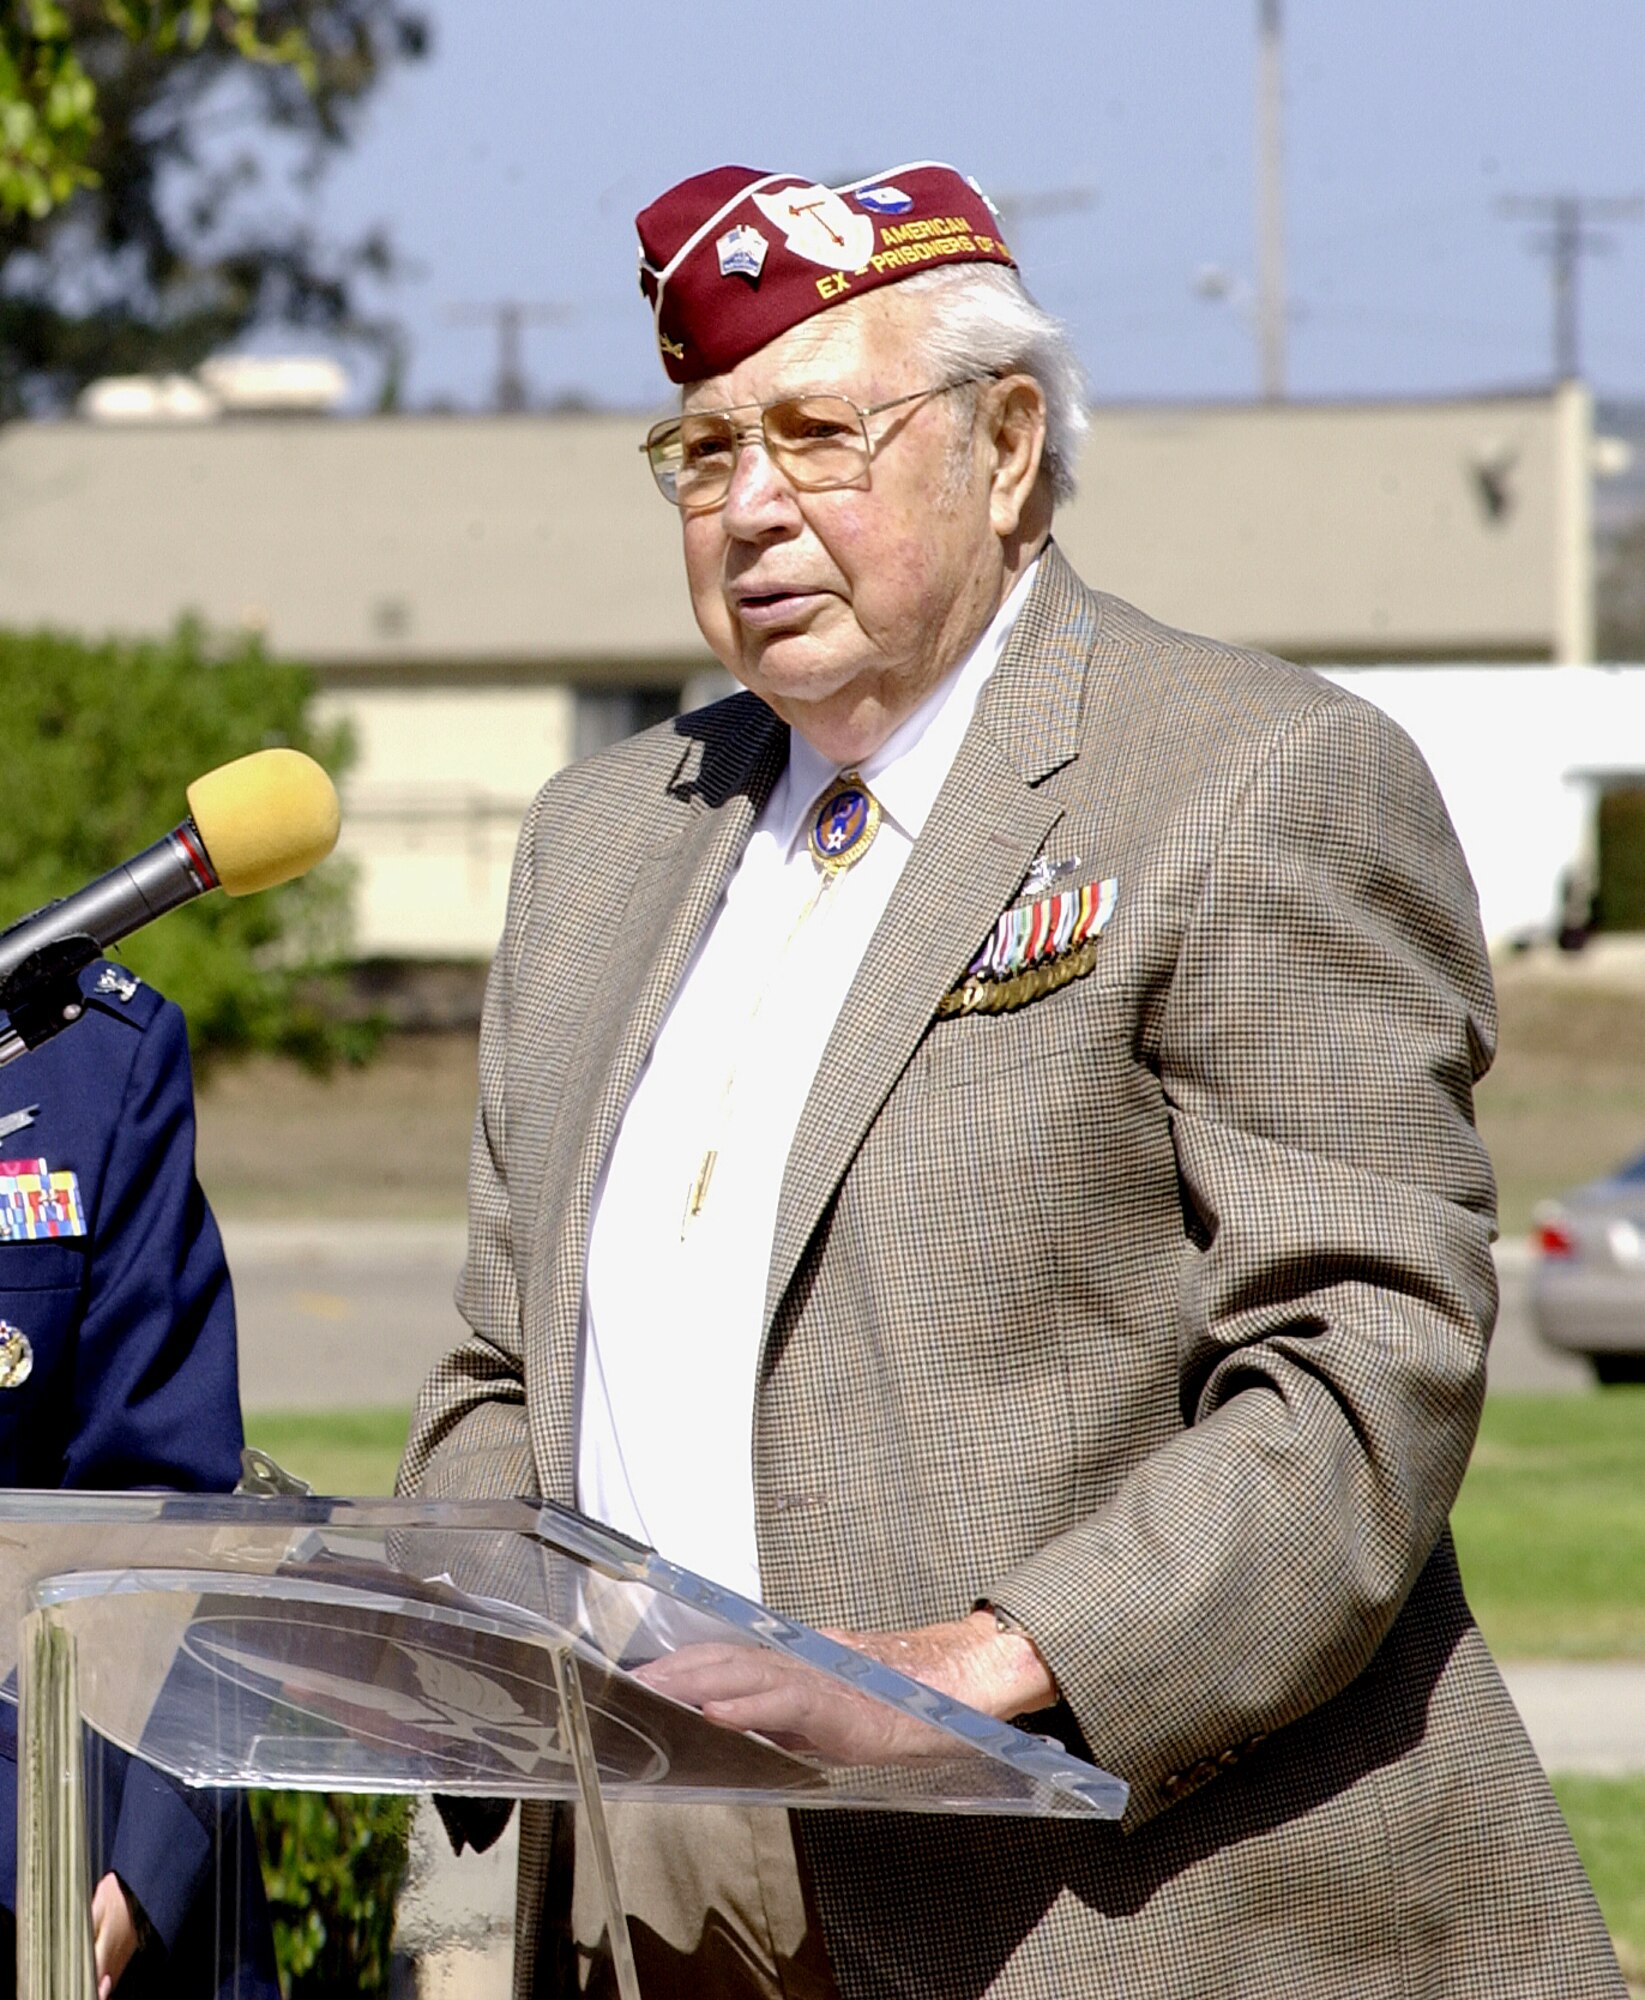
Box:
[895,263,1089,504]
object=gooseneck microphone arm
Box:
[0,822,218,988]
[0,823,220,1065]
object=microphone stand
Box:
[0,934,103,1068]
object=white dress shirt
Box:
[577,560,1039,1599]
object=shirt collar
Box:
[774,553,1041,856]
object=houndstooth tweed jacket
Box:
[401,545,1622,1999]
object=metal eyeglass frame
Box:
[641,375,989,508]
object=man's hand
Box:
[635,1611,1057,1766]
[91,1873,139,1999]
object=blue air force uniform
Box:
[0,963,277,1997]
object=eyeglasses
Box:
[641,376,987,509]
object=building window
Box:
[572,686,681,761]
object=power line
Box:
[1497,193,1645,382]
[991,186,1097,240]
[445,301,573,412]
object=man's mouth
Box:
[733,587,824,627]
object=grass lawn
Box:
[1452,1388,1645,1658]
[244,1407,412,1497]
[1552,1776,1645,1986]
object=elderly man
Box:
[403,162,1621,1999]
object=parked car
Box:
[1530,1152,1645,1383]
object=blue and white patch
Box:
[717,223,769,282]
[856,184,913,215]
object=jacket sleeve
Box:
[64,997,244,1492]
[990,690,1498,1827]
[106,1759,217,1954]
[398,791,543,1509]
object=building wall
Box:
[1072,386,1592,661]
[315,684,573,958]
[0,389,1592,671]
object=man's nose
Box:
[721,436,799,537]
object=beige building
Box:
[0,384,1602,956]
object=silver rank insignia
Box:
[1022,853,1083,898]
[0,1322,33,1390]
[95,966,140,1002]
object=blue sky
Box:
[297,1,1645,415]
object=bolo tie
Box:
[680,770,883,1233]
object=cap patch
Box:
[855,183,913,215]
[717,224,769,283]
[752,184,876,272]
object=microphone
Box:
[0,748,340,1058]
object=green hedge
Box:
[0,621,370,1067]
[251,1792,413,1996]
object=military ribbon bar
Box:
[0,1158,87,1241]
[968,878,1118,982]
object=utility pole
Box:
[445,301,572,412]
[1498,193,1644,381]
[1256,0,1287,400]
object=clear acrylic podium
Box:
[0,1491,1127,1997]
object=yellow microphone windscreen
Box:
[186,749,341,897]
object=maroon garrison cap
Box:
[636,161,1017,383]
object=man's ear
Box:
[986,375,1048,538]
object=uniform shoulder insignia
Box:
[78,961,160,1029]
[93,965,140,1002]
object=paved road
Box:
[223,1224,1595,1414]
[1489,1238,1595,1394]
[1503,1662,1645,1774]
[224,1217,468,1413]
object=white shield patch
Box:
[753,183,875,272]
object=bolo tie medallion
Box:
[808,773,882,875]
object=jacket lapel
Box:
[761,546,1100,1342]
